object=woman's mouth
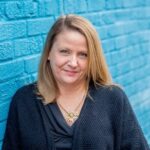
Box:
[64,70,78,76]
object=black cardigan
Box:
[2,83,150,150]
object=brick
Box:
[82,13,105,26]
[141,42,150,53]
[119,8,147,20]
[24,0,38,17]
[0,80,18,101]
[106,23,125,37]
[0,41,13,60]
[101,11,117,24]
[124,84,136,97]
[130,32,144,44]
[130,55,146,70]
[5,1,37,19]
[146,53,150,64]
[122,0,145,8]
[64,0,87,13]
[137,76,150,93]
[139,91,150,106]
[0,77,31,102]
[106,51,120,65]
[1,77,35,101]
[0,101,10,121]
[0,2,5,20]
[5,2,23,19]
[105,0,123,9]
[136,99,150,110]
[37,0,60,16]
[29,36,44,53]
[101,38,115,52]
[0,21,26,41]
[27,17,54,36]
[130,88,150,106]
[125,76,150,96]
[45,0,60,16]
[96,26,108,40]
[130,95,143,108]
[115,35,128,50]
[109,65,118,78]
[87,0,105,11]
[0,60,24,82]
[109,51,150,77]
[132,63,148,79]
[115,71,135,86]
[117,62,131,76]
[102,8,147,25]
[115,64,150,86]
[135,109,150,124]
[139,31,150,42]
[14,39,31,57]
[42,34,47,43]
[14,36,43,57]
[123,21,139,34]
[0,121,6,141]
[24,55,40,73]
[106,21,141,38]
[109,53,147,78]
[114,31,150,50]
[15,75,33,88]
[109,51,122,65]
[145,0,150,5]
[31,73,38,81]
[137,20,150,31]
[37,0,45,17]
[126,44,146,59]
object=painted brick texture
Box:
[0,0,150,148]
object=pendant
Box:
[66,112,78,124]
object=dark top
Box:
[2,82,150,150]
[47,103,76,150]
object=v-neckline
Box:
[52,96,88,129]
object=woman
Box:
[2,14,149,150]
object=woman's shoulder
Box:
[90,84,132,117]
[90,84,128,106]
[91,84,126,97]
[14,82,36,97]
[11,82,38,106]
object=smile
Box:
[65,70,78,73]
[64,70,78,75]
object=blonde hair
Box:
[37,14,112,104]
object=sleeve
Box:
[2,93,22,150]
[120,91,150,150]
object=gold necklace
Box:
[57,92,86,125]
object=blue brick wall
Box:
[0,0,150,148]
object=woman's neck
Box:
[59,82,86,96]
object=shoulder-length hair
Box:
[37,14,112,104]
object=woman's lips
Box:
[64,70,78,76]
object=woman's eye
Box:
[60,49,70,54]
[79,52,87,58]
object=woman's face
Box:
[48,29,88,87]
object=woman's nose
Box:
[68,55,78,67]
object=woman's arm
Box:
[121,91,150,150]
[2,94,22,150]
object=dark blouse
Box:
[46,103,75,150]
